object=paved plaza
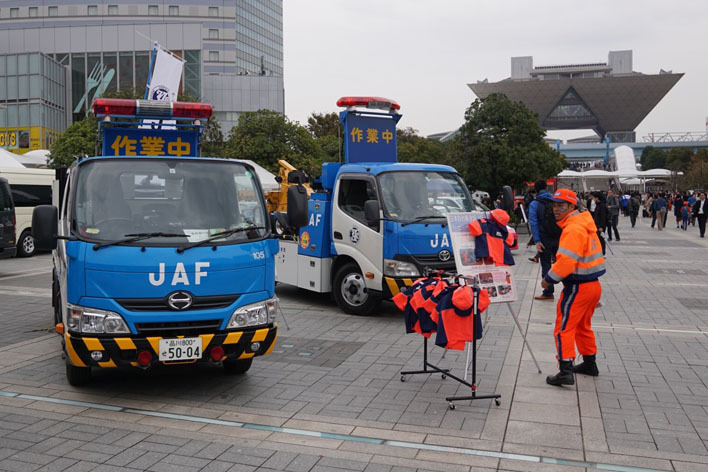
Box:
[0,214,707,471]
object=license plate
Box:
[158,337,202,361]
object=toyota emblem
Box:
[438,249,451,262]
[167,291,193,310]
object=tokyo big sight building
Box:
[0,0,283,153]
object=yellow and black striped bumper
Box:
[64,325,277,368]
[383,277,416,298]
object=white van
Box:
[0,167,54,257]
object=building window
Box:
[168,5,178,16]
[209,6,218,17]
[208,29,219,39]
[107,5,118,15]
[10,8,19,18]
[48,6,58,16]
[29,7,39,17]
[148,5,158,15]
[87,5,98,15]
[209,51,219,62]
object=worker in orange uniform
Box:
[540,189,605,386]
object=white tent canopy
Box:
[0,149,26,168]
[559,145,673,181]
[235,159,278,192]
[16,149,50,167]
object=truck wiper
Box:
[400,215,445,227]
[92,232,186,250]
[177,226,264,253]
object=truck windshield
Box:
[378,171,475,221]
[73,159,268,244]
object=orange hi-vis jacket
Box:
[544,210,605,285]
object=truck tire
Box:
[66,363,91,386]
[333,262,380,316]
[223,357,253,374]
[17,230,35,257]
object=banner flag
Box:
[143,45,185,129]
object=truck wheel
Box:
[66,363,91,386]
[17,230,35,257]
[223,357,253,374]
[333,262,380,316]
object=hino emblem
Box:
[438,249,451,262]
[167,291,193,310]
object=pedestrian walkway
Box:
[0,214,707,471]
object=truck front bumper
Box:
[64,324,277,368]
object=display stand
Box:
[399,278,501,410]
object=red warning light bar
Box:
[92,99,213,119]
[336,96,400,111]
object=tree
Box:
[396,127,450,165]
[224,110,328,177]
[200,115,225,157]
[48,116,98,168]
[640,146,666,171]
[666,147,692,173]
[306,112,339,139]
[683,148,708,190]
[454,93,565,195]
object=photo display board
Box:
[446,212,517,303]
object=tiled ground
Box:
[1,215,708,471]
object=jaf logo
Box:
[349,227,360,244]
[300,231,311,250]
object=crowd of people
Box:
[521,187,708,241]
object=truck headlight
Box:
[383,259,420,277]
[227,297,278,329]
[66,304,130,334]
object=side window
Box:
[0,182,13,210]
[338,178,378,230]
[10,184,52,207]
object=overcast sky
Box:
[282,0,707,141]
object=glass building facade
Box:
[235,0,283,76]
[0,53,67,152]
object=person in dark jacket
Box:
[528,180,559,300]
[590,192,607,255]
[693,192,707,238]
[606,189,620,241]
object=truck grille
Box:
[134,320,222,337]
[116,294,239,312]
[410,253,456,271]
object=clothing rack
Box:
[399,270,501,410]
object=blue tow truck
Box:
[32,98,306,385]
[275,96,491,315]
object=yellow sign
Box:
[0,131,18,147]
[1,127,60,153]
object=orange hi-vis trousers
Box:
[554,280,601,360]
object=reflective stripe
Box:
[385,277,400,296]
[556,247,604,263]
[574,264,605,275]
[547,269,563,282]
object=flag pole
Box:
[144,41,159,99]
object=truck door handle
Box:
[333,231,342,240]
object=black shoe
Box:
[528,257,539,263]
[572,354,599,376]
[546,360,574,386]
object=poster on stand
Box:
[446,212,517,303]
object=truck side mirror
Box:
[32,205,58,251]
[364,200,380,226]
[501,185,514,213]
[286,185,308,229]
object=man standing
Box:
[606,190,620,241]
[655,193,668,231]
[529,180,561,300]
[541,189,605,386]
[693,192,707,238]
[629,192,640,228]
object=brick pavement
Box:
[0,215,707,470]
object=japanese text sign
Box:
[102,128,197,157]
[343,114,397,164]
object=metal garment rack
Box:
[399,274,501,410]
